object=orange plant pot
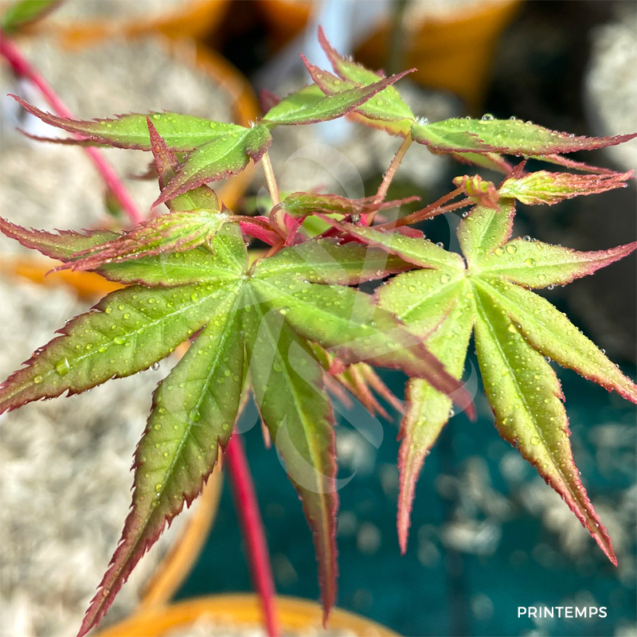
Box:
[97,594,400,637]
[46,0,231,50]
[258,0,314,50]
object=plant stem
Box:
[0,33,143,225]
[261,152,280,206]
[366,134,412,225]
[226,434,280,637]
[376,135,413,203]
[375,187,468,230]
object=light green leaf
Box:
[457,201,515,266]
[14,97,244,151]
[473,283,616,564]
[476,277,637,403]
[393,280,476,551]
[82,288,246,633]
[252,238,411,285]
[476,238,637,289]
[244,290,337,619]
[0,282,233,413]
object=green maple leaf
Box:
[336,200,637,561]
[314,27,636,174]
[0,212,470,636]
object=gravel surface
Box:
[54,0,190,21]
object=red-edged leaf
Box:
[477,239,637,289]
[78,290,246,636]
[56,210,230,272]
[263,68,413,126]
[412,116,637,156]
[146,118,220,212]
[0,283,228,415]
[12,95,243,151]
[499,170,633,205]
[0,217,246,287]
[153,125,272,207]
[473,284,616,564]
[245,299,338,622]
[477,278,637,405]
[0,216,115,260]
[396,283,475,552]
[532,154,621,175]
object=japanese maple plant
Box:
[1,25,636,637]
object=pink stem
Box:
[226,434,280,637]
[0,33,142,225]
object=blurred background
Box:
[0,1,635,636]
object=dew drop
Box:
[189,408,201,423]
[34,375,44,384]
[151,362,160,371]
[524,258,535,266]
[55,358,70,376]
[506,245,517,255]
[531,436,540,446]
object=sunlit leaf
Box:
[13,96,244,151]
[498,170,633,205]
[245,296,338,622]
[263,68,412,126]
[79,290,245,636]
[154,125,272,206]
[56,209,231,272]
[412,116,637,156]
[473,283,616,564]
[476,238,637,289]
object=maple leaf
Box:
[0,213,472,635]
[314,27,637,174]
[334,200,637,560]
